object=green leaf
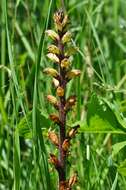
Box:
[118,159,126,176]
[110,172,118,190]
[17,110,50,139]
[112,141,126,157]
[14,130,20,190]
[17,111,32,139]
[79,94,126,134]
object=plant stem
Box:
[58,38,66,184]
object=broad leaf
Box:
[112,141,126,157]
[79,94,126,134]
[118,159,126,176]
[17,110,50,139]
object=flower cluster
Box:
[44,9,80,190]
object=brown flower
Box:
[68,125,80,139]
[62,139,70,152]
[48,131,59,146]
[68,172,78,188]
[49,114,61,125]
[56,86,64,97]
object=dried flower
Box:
[62,139,70,152]
[48,44,60,55]
[56,86,64,97]
[48,131,59,146]
[49,114,61,125]
[65,96,76,111]
[49,154,60,168]
[43,68,59,78]
[68,125,80,138]
[66,69,81,80]
[47,53,59,63]
[59,181,69,190]
[62,31,72,44]
[68,173,78,187]
[45,30,59,41]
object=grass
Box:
[0,0,126,189]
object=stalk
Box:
[44,9,81,190]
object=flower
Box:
[43,68,59,78]
[48,44,60,55]
[62,31,72,44]
[45,30,59,41]
[47,53,59,63]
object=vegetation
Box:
[0,0,126,189]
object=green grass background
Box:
[0,0,126,189]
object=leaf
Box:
[14,130,20,190]
[110,172,118,190]
[79,94,126,134]
[17,110,50,139]
[112,141,126,157]
[17,111,32,139]
[117,159,126,176]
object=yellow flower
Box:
[62,31,72,44]
[48,45,60,55]
[56,86,64,97]
[65,46,79,57]
[43,68,58,78]
[47,95,58,106]
[47,53,59,63]
[45,30,59,41]
[66,69,81,80]
[61,58,70,69]
[53,10,68,31]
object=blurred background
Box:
[0,0,126,189]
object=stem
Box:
[58,37,66,185]
[61,0,66,12]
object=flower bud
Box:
[53,9,67,32]
[48,131,59,146]
[56,86,64,97]
[43,68,58,78]
[61,58,70,69]
[45,30,59,41]
[47,53,59,63]
[48,45,60,55]
[65,46,79,57]
[65,96,76,112]
[62,31,72,44]
[68,125,80,138]
[52,78,59,88]
[62,139,70,152]
[49,114,60,125]
[66,69,81,80]
[49,154,60,168]
[59,181,69,190]
[54,21,63,32]
[47,95,58,108]
[68,172,78,187]
[62,15,69,28]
